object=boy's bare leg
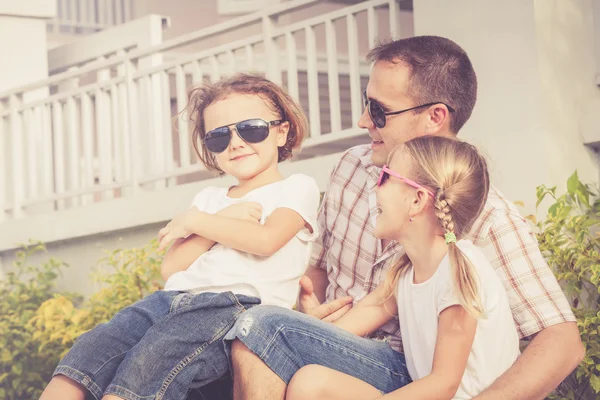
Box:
[39,376,86,400]
[231,339,286,400]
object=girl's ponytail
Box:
[436,189,484,318]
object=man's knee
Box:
[287,365,329,400]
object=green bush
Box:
[0,240,164,399]
[534,171,600,399]
[0,242,74,400]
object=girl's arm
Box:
[380,305,477,400]
[332,284,397,337]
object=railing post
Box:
[9,95,24,219]
[0,101,7,223]
[305,25,321,138]
[95,56,114,200]
[262,14,282,85]
[389,0,400,39]
[285,32,300,103]
[346,12,362,128]
[325,19,341,133]
[125,60,140,195]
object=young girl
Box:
[286,136,520,400]
[40,74,320,400]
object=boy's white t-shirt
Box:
[164,173,320,309]
[396,240,520,400]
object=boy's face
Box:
[359,60,441,167]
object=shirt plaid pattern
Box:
[310,144,576,352]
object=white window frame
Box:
[217,0,282,15]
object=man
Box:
[226,35,584,400]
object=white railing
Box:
[0,0,402,222]
[48,0,134,34]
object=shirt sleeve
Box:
[274,174,321,242]
[477,207,576,339]
[435,259,462,315]
[309,161,340,271]
[189,187,213,212]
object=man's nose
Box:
[358,106,373,130]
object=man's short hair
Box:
[367,36,477,133]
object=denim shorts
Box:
[223,305,411,394]
[54,290,260,400]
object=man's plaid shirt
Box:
[310,144,575,352]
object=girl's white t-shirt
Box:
[396,240,520,399]
[164,173,320,309]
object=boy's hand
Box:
[158,207,199,251]
[157,203,262,251]
[216,202,262,223]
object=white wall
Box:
[0,223,162,298]
[0,1,55,95]
[414,0,600,217]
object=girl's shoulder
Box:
[456,239,487,263]
[455,239,498,281]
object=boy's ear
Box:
[276,121,290,147]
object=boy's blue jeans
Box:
[54,290,259,400]
[224,305,411,394]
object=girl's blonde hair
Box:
[385,135,490,318]
[185,73,309,172]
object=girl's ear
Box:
[276,121,290,147]
[411,188,430,216]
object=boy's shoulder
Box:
[191,185,225,205]
[283,173,320,192]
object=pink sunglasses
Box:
[377,165,435,197]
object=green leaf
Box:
[567,170,580,195]
[590,373,600,393]
[549,203,559,217]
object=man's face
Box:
[359,61,426,167]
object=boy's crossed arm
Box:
[160,202,263,280]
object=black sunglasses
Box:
[362,91,455,129]
[203,118,284,153]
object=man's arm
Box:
[474,321,583,400]
[471,200,584,399]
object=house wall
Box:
[414,0,600,218]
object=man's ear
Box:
[423,104,451,134]
[277,121,290,147]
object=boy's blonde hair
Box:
[385,135,490,318]
[185,73,309,172]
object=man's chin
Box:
[370,151,387,167]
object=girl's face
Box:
[203,93,289,181]
[374,151,427,240]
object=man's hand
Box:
[297,276,353,322]
[216,202,263,222]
